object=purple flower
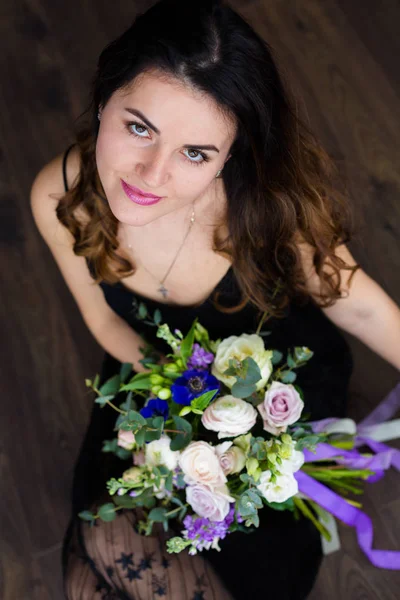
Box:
[187,343,214,370]
[171,369,220,406]
[140,398,169,420]
[181,504,240,553]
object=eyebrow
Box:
[124,107,220,152]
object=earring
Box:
[216,169,222,178]
[97,111,101,120]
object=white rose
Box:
[201,395,258,439]
[211,333,273,391]
[215,441,247,475]
[186,483,234,521]
[179,441,226,487]
[117,429,136,450]
[145,436,180,471]
[256,469,298,503]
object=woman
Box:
[30,1,400,598]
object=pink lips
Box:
[121,179,163,206]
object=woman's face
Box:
[96,70,236,228]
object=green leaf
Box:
[241,357,262,384]
[115,447,132,460]
[271,350,283,365]
[119,392,136,412]
[120,375,153,392]
[145,427,162,442]
[99,374,121,397]
[95,395,116,407]
[102,438,118,453]
[98,503,117,522]
[231,381,256,399]
[179,406,192,417]
[153,309,163,325]
[165,471,173,492]
[191,389,218,411]
[280,370,297,384]
[170,416,192,451]
[247,488,263,508]
[120,363,133,383]
[148,507,168,522]
[266,497,295,512]
[128,410,146,426]
[179,319,198,366]
[134,428,146,447]
[78,510,96,521]
[286,352,296,369]
[138,303,148,319]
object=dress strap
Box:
[62,143,77,192]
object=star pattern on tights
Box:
[138,552,156,571]
[152,574,167,596]
[126,567,143,582]
[115,552,134,570]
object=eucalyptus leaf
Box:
[128,411,146,426]
[280,370,297,384]
[148,507,168,523]
[271,350,283,365]
[153,309,163,325]
[102,439,118,453]
[134,428,146,447]
[231,381,256,399]
[98,503,117,522]
[170,416,192,451]
[95,395,116,407]
[99,374,121,397]
[120,363,133,383]
[286,353,296,369]
[78,510,95,521]
[138,303,148,319]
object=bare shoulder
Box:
[29,145,116,331]
[30,145,85,235]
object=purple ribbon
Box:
[298,380,400,569]
[295,470,400,569]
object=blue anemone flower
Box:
[171,369,220,406]
[140,398,169,420]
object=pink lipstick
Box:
[121,179,163,206]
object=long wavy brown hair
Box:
[57,0,360,319]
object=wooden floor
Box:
[1,0,399,598]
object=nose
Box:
[135,146,170,190]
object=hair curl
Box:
[56,0,360,320]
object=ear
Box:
[225,153,232,164]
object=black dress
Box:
[61,144,353,599]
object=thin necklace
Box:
[123,204,196,299]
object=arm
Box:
[29,153,159,374]
[90,312,155,373]
[298,241,400,372]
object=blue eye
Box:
[125,121,210,167]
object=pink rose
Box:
[257,381,304,435]
[186,483,234,521]
[179,441,226,488]
[117,429,136,450]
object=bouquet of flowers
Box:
[80,307,400,568]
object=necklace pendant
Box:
[158,284,169,298]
